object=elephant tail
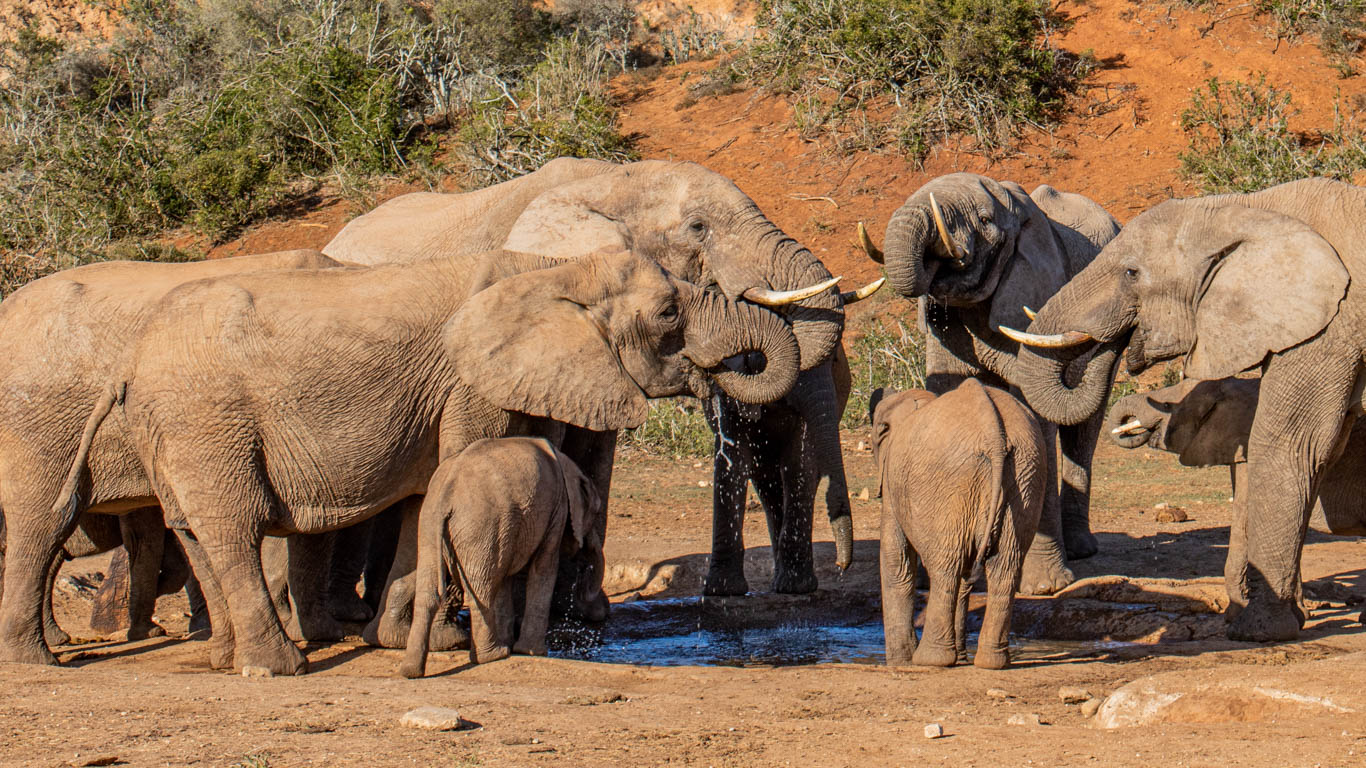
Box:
[974,403,1011,572]
[51,382,125,524]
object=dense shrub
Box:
[842,317,926,429]
[621,398,714,458]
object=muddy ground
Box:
[1,435,1362,767]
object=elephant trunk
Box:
[684,289,801,404]
[1105,395,1163,450]
[787,358,854,570]
[882,203,941,299]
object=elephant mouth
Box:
[925,239,1008,307]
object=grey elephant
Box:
[325,158,863,633]
[872,380,1045,669]
[0,249,343,667]
[58,247,799,675]
[401,437,602,678]
[863,172,1121,595]
[1005,176,1366,641]
[1107,377,1366,618]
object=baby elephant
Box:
[400,437,603,678]
[872,380,1046,669]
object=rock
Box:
[1153,502,1189,523]
[986,688,1011,699]
[241,666,273,678]
[857,487,870,501]
[923,723,943,739]
[1081,697,1104,719]
[1058,686,1092,704]
[856,440,868,452]
[1007,713,1044,726]
[400,706,463,731]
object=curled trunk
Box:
[684,289,801,405]
[882,204,936,298]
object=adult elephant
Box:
[863,172,1120,593]
[325,158,863,615]
[62,247,799,674]
[1005,177,1365,641]
[0,250,345,667]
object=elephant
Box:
[871,380,1045,669]
[57,247,799,675]
[0,249,344,667]
[863,172,1121,595]
[324,158,862,630]
[1004,176,1366,641]
[1107,377,1366,617]
[401,437,602,678]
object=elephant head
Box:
[447,249,803,431]
[1106,378,1259,466]
[1006,199,1349,426]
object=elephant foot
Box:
[772,569,818,595]
[362,612,411,649]
[1018,553,1075,596]
[208,638,235,670]
[328,591,375,623]
[1063,528,1099,561]
[1358,607,1365,626]
[188,613,211,636]
[973,648,1010,670]
[398,652,427,680]
[43,621,71,648]
[911,645,958,667]
[703,563,749,597]
[117,623,167,642]
[471,644,511,665]
[1226,597,1301,642]
[513,637,547,656]
[237,639,309,676]
[287,611,345,643]
[0,637,59,666]
[429,618,469,652]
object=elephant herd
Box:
[0,159,1361,677]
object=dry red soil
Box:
[3,2,1366,767]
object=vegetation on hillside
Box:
[1181,0,1366,76]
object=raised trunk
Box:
[882,204,936,298]
[684,289,801,405]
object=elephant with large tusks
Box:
[54,247,800,675]
[325,158,879,627]
[861,172,1120,595]
[1107,377,1366,621]
[1005,176,1366,642]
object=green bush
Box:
[1178,75,1366,193]
[842,317,927,429]
[621,398,714,458]
[724,0,1091,157]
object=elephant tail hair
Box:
[50,382,125,524]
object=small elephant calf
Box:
[400,437,603,678]
[872,380,1046,669]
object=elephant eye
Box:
[658,304,679,322]
[688,220,708,237]
[1125,267,1139,280]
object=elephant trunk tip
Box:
[831,514,854,571]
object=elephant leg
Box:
[1224,464,1250,621]
[772,443,817,595]
[89,548,131,637]
[364,498,421,648]
[42,553,70,647]
[912,564,961,667]
[1229,350,1355,643]
[175,530,234,668]
[198,526,308,675]
[363,505,402,613]
[286,532,344,642]
[466,577,512,665]
[1019,421,1075,595]
[703,400,752,597]
[119,507,167,640]
[557,426,614,622]
[953,577,972,666]
[975,550,1020,670]
[327,519,375,623]
[513,534,562,657]
[0,495,81,665]
[1059,411,1103,560]
[879,509,918,666]
[260,536,293,630]
[183,571,210,635]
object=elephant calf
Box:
[401,438,603,678]
[872,381,1046,669]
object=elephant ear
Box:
[503,181,631,259]
[445,256,648,431]
[1187,210,1348,380]
[988,185,1069,333]
[558,456,599,549]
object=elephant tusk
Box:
[841,277,886,304]
[998,325,1095,348]
[929,193,966,262]
[1023,306,1037,321]
[743,276,842,306]
[1111,419,1147,436]
[856,221,884,263]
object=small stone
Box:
[1153,503,1189,523]
[1081,697,1104,719]
[923,723,944,739]
[986,688,1011,699]
[1058,686,1092,704]
[697,481,708,488]
[857,487,870,501]
[856,440,868,452]
[1007,713,1044,726]
[400,706,463,731]
[241,666,273,678]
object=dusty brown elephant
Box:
[1005,177,1366,641]
[0,250,343,667]
[59,247,799,675]
[1107,378,1366,620]
[326,158,861,635]
[401,437,602,678]
[864,172,1120,595]
[872,380,1046,669]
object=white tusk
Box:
[1023,306,1037,321]
[1111,419,1147,436]
[998,325,1095,348]
[856,221,884,263]
[929,193,966,261]
[841,277,886,304]
[743,276,842,306]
